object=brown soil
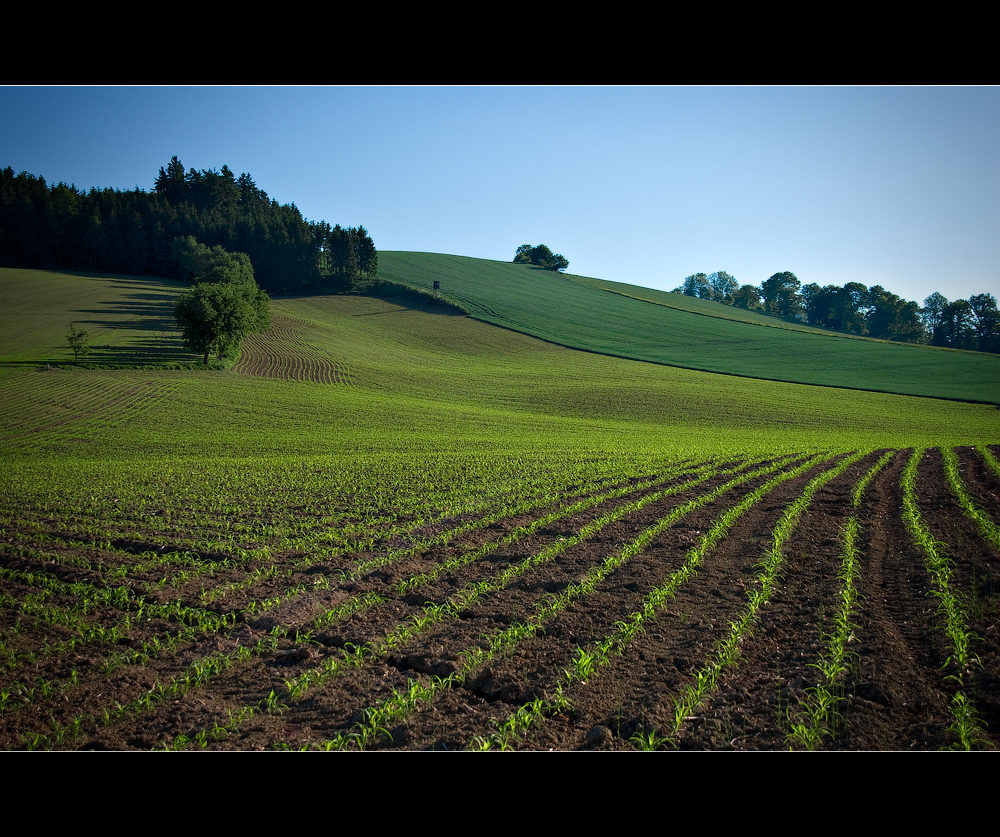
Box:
[2,448,998,750]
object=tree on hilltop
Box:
[709,271,738,304]
[681,273,713,299]
[733,284,762,310]
[761,272,803,319]
[514,244,568,272]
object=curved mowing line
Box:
[234,316,352,384]
[0,379,183,442]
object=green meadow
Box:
[1,266,999,474]
[0,269,193,369]
[1,263,998,532]
[377,252,1000,405]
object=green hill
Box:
[0,268,194,368]
[2,266,1000,752]
[1,267,998,465]
[376,252,1000,405]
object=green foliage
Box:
[316,223,378,290]
[513,243,568,272]
[760,271,803,319]
[732,284,762,310]
[173,246,270,365]
[1,160,376,295]
[680,273,712,299]
[171,236,255,286]
[709,271,738,304]
[65,323,90,364]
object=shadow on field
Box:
[30,274,198,368]
[353,284,468,317]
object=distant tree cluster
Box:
[922,291,1000,352]
[513,244,569,272]
[673,271,763,313]
[0,157,376,294]
[672,269,1000,352]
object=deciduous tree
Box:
[513,244,568,271]
[66,323,90,364]
[173,247,270,365]
[969,293,1000,352]
[761,272,803,319]
[681,273,712,299]
[732,284,762,310]
[709,271,738,304]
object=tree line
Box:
[673,271,999,353]
[0,157,376,294]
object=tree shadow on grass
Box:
[17,274,201,368]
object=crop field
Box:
[2,268,1000,749]
[377,252,1000,405]
[234,314,353,384]
[2,445,999,750]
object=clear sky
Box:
[2,85,996,304]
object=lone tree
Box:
[513,244,569,272]
[173,240,270,365]
[66,323,90,364]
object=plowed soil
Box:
[2,448,998,750]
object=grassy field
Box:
[377,252,1000,404]
[2,266,999,750]
[2,268,999,462]
[0,268,194,368]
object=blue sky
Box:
[2,85,996,304]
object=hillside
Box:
[2,268,1000,751]
[376,252,1000,405]
[2,268,998,460]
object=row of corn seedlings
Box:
[313,461,727,630]
[18,633,282,750]
[941,447,1000,552]
[666,451,867,744]
[785,450,894,749]
[304,455,825,750]
[3,461,711,748]
[900,448,987,749]
[169,456,796,749]
[470,452,851,750]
